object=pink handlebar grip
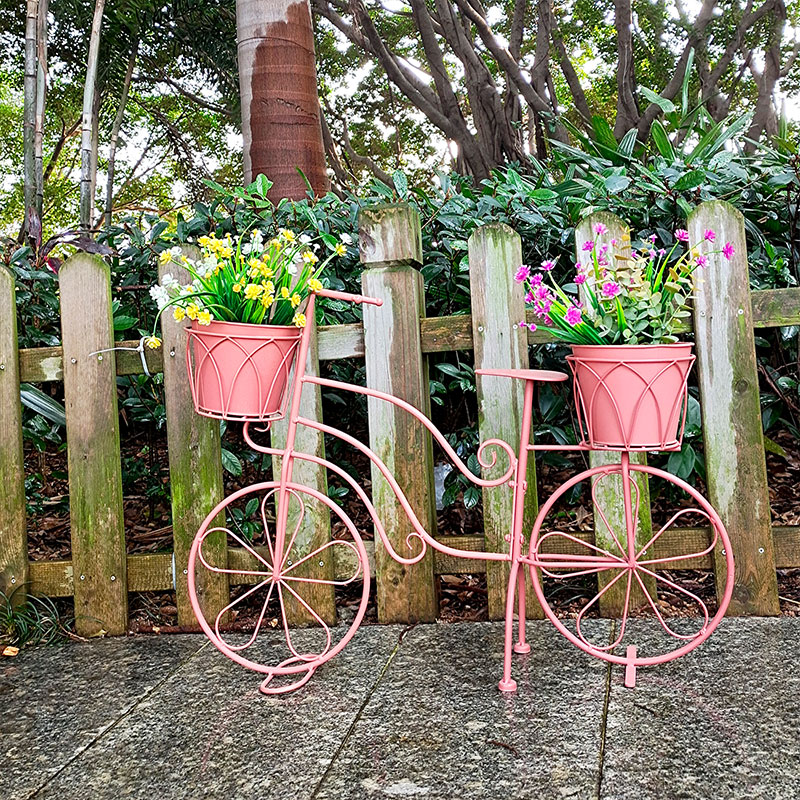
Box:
[315,288,383,307]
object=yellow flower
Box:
[334,243,347,257]
[279,228,296,243]
[198,236,211,248]
[280,286,290,299]
[173,307,186,321]
[186,303,199,320]
[308,278,323,292]
[260,264,274,278]
[268,237,282,250]
[293,312,306,328]
[219,246,233,258]
[290,293,301,308]
[197,310,212,326]
[302,250,319,265]
[244,283,262,300]
[260,293,274,307]
[144,335,162,349]
[264,280,275,294]
[248,257,260,269]
[158,250,173,266]
[232,282,243,293]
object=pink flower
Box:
[722,242,735,261]
[594,222,608,235]
[543,315,554,326]
[574,273,587,285]
[582,240,595,252]
[601,281,621,298]
[565,305,583,326]
[610,239,618,246]
[514,264,530,282]
[534,284,551,301]
[528,322,537,332]
[540,259,555,271]
[703,229,716,242]
[675,229,690,242]
[524,291,534,303]
[649,234,657,243]
[658,248,666,256]
[530,273,543,286]
[695,255,708,268]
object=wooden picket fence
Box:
[1,200,800,637]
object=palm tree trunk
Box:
[34,0,48,221]
[80,0,105,233]
[236,0,329,200]
[23,0,38,241]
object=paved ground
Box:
[4,618,799,800]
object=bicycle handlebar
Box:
[314,288,383,307]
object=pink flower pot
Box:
[567,343,695,449]
[186,320,302,421]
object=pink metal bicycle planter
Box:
[187,288,735,695]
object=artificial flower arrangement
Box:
[515,222,736,449]
[515,223,735,344]
[146,227,348,421]
[148,227,347,338]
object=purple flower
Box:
[514,264,530,282]
[601,281,621,298]
[565,305,583,326]
[703,229,716,242]
[582,240,595,252]
[722,242,735,261]
[594,222,608,235]
[695,255,708,268]
[530,273,544,286]
[574,273,587,285]
[675,229,690,242]
[540,259,555,271]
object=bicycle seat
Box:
[476,368,568,382]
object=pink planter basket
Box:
[567,343,695,450]
[186,320,302,421]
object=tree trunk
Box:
[80,0,105,233]
[236,0,329,200]
[23,0,38,241]
[614,0,640,138]
[34,0,47,222]
[105,38,138,227]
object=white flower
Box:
[241,243,253,255]
[170,246,182,257]
[149,284,170,310]
[299,233,312,244]
[288,263,298,275]
[250,229,264,248]
[340,232,353,244]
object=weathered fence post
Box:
[576,213,655,615]
[690,200,780,615]
[0,267,27,605]
[469,224,540,620]
[360,203,438,623]
[160,248,228,628]
[60,254,127,636]
[271,315,335,625]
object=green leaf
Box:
[463,486,481,509]
[640,87,676,114]
[530,188,558,202]
[113,314,137,331]
[221,448,243,476]
[20,384,66,426]
[650,120,675,161]
[591,115,618,150]
[604,174,631,193]
[392,170,408,199]
[673,170,706,191]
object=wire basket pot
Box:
[567,343,695,450]
[186,319,303,421]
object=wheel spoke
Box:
[198,526,274,577]
[635,507,713,563]
[636,564,710,640]
[214,578,276,651]
[574,568,631,651]
[283,539,363,585]
[535,530,627,578]
[277,580,332,662]
[591,474,627,558]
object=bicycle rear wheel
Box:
[527,463,734,677]
[188,481,370,694]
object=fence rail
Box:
[2,199,800,634]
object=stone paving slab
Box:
[314,621,612,800]
[1,635,205,798]
[24,627,402,800]
[600,617,800,800]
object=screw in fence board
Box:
[160,248,228,628]
[468,224,541,620]
[575,213,656,616]
[271,315,335,625]
[0,267,27,606]
[690,201,780,615]
[59,253,127,636]
[360,204,438,623]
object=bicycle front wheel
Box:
[527,463,734,669]
[188,481,370,693]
